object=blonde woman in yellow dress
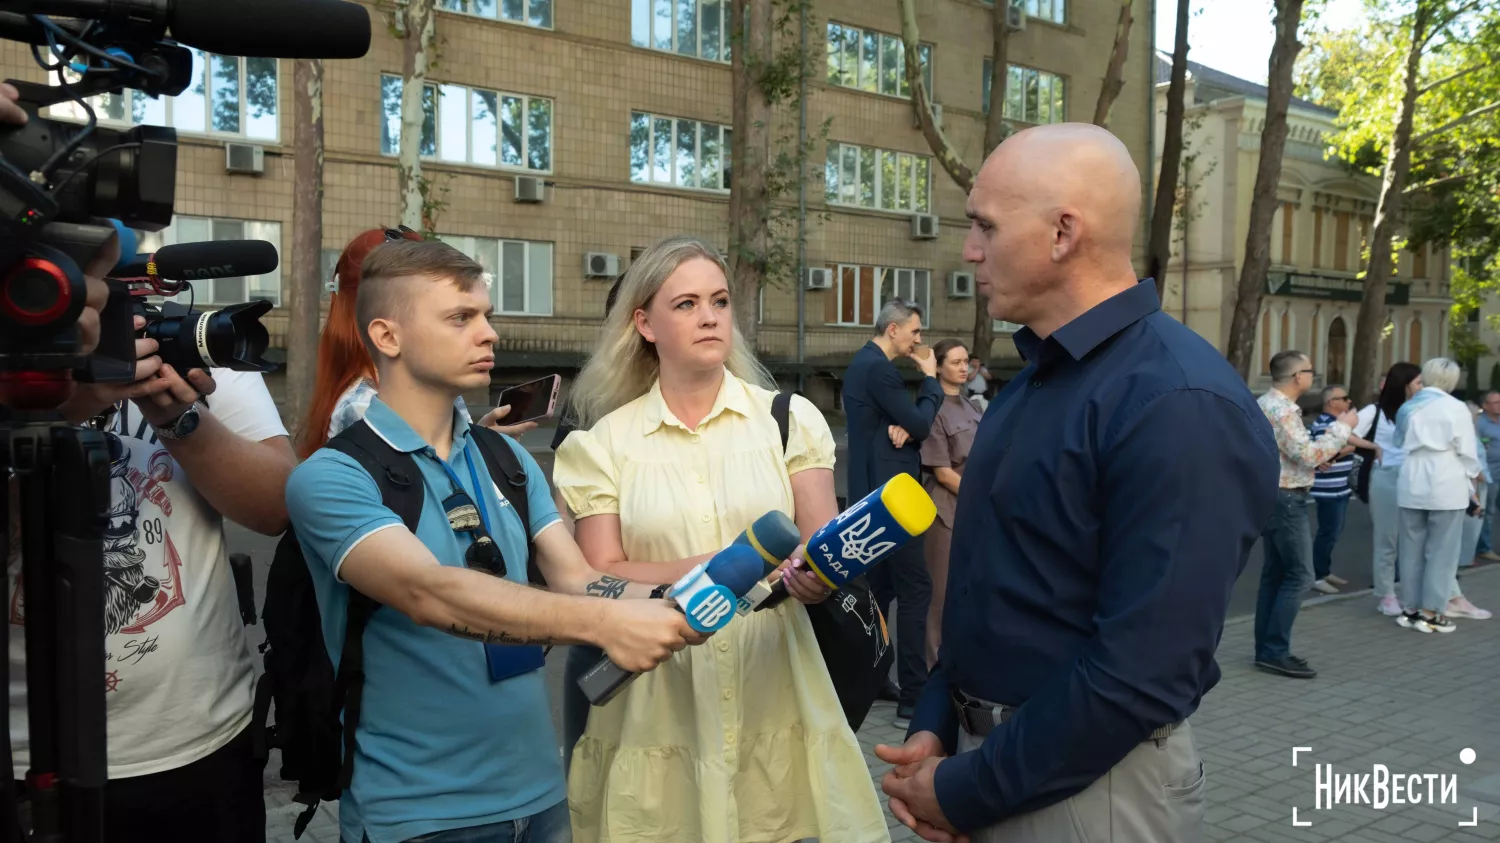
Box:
[554,236,890,843]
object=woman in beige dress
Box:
[919,338,984,667]
[553,236,890,843]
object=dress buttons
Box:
[723,690,733,700]
[701,514,712,523]
[691,434,702,444]
[696,474,705,483]
[725,732,736,745]
[717,640,730,652]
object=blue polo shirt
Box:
[910,280,1279,831]
[285,398,565,843]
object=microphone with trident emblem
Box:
[754,473,937,612]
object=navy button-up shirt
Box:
[910,279,1279,831]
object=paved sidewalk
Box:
[858,566,1500,843]
[267,568,1500,842]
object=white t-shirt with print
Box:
[8,369,287,778]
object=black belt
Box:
[953,689,1178,741]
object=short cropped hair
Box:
[356,240,489,360]
[1320,385,1346,407]
[1420,357,1460,394]
[1269,350,1308,385]
[875,299,923,337]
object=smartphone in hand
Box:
[489,375,561,426]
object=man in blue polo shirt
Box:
[876,125,1278,841]
[287,240,701,843]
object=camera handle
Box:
[2,415,108,843]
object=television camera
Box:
[0,2,371,842]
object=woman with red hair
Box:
[298,226,534,457]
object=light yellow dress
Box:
[554,370,890,843]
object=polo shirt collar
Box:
[364,395,472,455]
[1014,278,1161,364]
[642,368,754,436]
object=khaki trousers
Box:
[958,721,1206,843]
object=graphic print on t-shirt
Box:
[11,427,189,691]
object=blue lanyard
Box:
[434,440,494,538]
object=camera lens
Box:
[142,301,274,373]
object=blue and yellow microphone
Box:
[752,474,937,612]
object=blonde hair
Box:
[1420,357,1461,394]
[569,235,774,428]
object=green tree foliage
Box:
[1296,1,1500,399]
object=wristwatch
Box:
[152,402,203,441]
[649,583,671,600]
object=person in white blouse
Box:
[1355,363,1420,616]
[1392,358,1483,634]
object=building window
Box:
[824,142,931,213]
[632,0,731,62]
[381,75,552,172]
[822,263,930,327]
[1407,317,1423,362]
[984,61,1066,124]
[630,112,732,191]
[439,235,554,316]
[1260,310,1272,374]
[51,51,279,141]
[826,23,931,98]
[1327,316,1347,386]
[154,216,282,307]
[1412,243,1428,279]
[1279,202,1294,265]
[1333,212,1351,272]
[983,0,1067,25]
[993,319,1024,333]
[439,0,552,28]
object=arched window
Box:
[1407,317,1423,363]
[1327,317,1347,386]
[1280,310,1292,354]
[1261,310,1273,374]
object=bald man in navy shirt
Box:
[877,124,1279,842]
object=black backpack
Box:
[770,392,893,731]
[252,419,540,838]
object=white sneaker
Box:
[1378,595,1403,616]
[1325,574,1348,586]
[1311,579,1339,595]
[1448,597,1492,620]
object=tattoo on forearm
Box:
[446,624,549,646]
[585,575,629,600]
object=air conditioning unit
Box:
[948,271,974,299]
[805,267,833,290]
[910,213,940,240]
[1005,3,1026,31]
[912,102,944,130]
[584,252,621,278]
[514,175,545,203]
[224,143,264,175]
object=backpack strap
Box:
[469,424,543,587]
[772,391,793,457]
[323,420,424,796]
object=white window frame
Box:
[380,75,554,174]
[825,22,931,99]
[630,111,732,193]
[147,216,282,307]
[983,0,1067,25]
[438,234,555,317]
[986,61,1066,124]
[437,0,553,29]
[993,319,1025,333]
[50,52,280,142]
[828,264,930,328]
[882,267,931,328]
[825,141,931,214]
[631,0,732,64]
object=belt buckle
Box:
[953,689,998,737]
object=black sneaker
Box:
[1417,614,1457,634]
[1255,656,1317,679]
[1397,611,1422,629]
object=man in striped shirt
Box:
[1309,384,1380,595]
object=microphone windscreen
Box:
[169,0,372,59]
[116,240,280,281]
[702,545,767,599]
[734,511,801,573]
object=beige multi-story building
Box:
[1153,54,1454,394]
[3,0,1155,406]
